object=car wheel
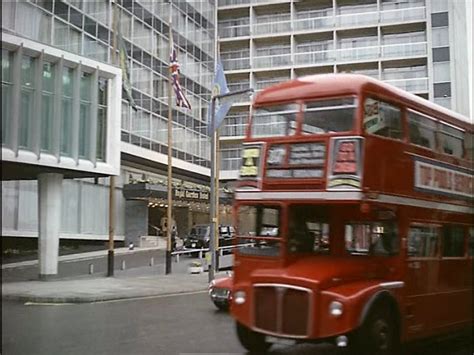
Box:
[236,321,271,354]
[213,301,228,312]
[350,306,399,355]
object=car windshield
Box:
[237,205,281,256]
[190,226,209,239]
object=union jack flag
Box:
[169,47,191,110]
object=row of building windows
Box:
[1,49,108,161]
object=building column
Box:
[38,173,63,279]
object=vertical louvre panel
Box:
[254,287,278,332]
[282,289,310,335]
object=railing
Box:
[254,20,291,35]
[219,24,250,38]
[336,46,380,61]
[253,53,291,68]
[294,50,335,65]
[227,82,250,92]
[292,6,426,33]
[171,243,254,263]
[218,0,250,7]
[222,57,251,71]
[380,6,426,23]
[381,42,427,59]
[294,15,334,31]
[220,122,247,137]
[383,77,429,92]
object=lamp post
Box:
[208,88,253,283]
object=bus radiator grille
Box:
[254,285,311,337]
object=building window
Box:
[19,55,36,150]
[79,71,92,159]
[96,77,108,161]
[433,47,450,62]
[61,67,74,156]
[1,49,13,145]
[442,225,465,257]
[431,12,449,27]
[433,82,451,97]
[41,61,55,152]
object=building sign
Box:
[174,188,209,202]
[239,144,263,179]
[327,137,363,190]
[414,158,473,200]
[265,142,326,179]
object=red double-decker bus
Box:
[231,74,473,354]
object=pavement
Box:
[2,246,229,304]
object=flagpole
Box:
[166,1,173,275]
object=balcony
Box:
[227,81,251,92]
[336,46,379,62]
[254,20,291,36]
[222,57,251,71]
[294,15,335,32]
[383,77,429,93]
[219,24,250,38]
[294,50,335,66]
[218,0,250,7]
[253,53,291,68]
[381,42,427,59]
[380,6,426,24]
[337,11,379,28]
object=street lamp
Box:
[208,88,253,283]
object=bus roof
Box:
[254,74,471,127]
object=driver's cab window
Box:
[288,205,330,254]
[345,222,399,256]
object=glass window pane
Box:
[364,98,402,139]
[79,72,92,158]
[303,98,355,134]
[41,62,55,152]
[408,111,436,149]
[408,225,439,257]
[438,123,464,157]
[251,104,298,138]
[2,50,13,145]
[61,67,74,156]
[442,225,464,257]
[20,56,36,149]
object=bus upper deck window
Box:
[438,123,464,158]
[364,98,402,140]
[251,104,299,138]
[302,98,356,135]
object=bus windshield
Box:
[251,104,299,138]
[237,205,281,256]
[302,97,356,134]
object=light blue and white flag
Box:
[207,57,232,135]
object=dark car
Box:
[184,224,235,250]
[208,274,233,311]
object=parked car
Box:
[183,224,235,250]
[208,274,233,311]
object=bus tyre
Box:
[351,307,399,355]
[236,322,271,353]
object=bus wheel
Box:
[351,307,399,355]
[236,322,271,353]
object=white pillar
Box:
[38,173,63,279]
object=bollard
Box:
[89,263,94,274]
[121,260,126,270]
[150,257,154,266]
[175,254,180,263]
[199,250,203,259]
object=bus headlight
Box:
[234,291,246,305]
[329,301,343,317]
